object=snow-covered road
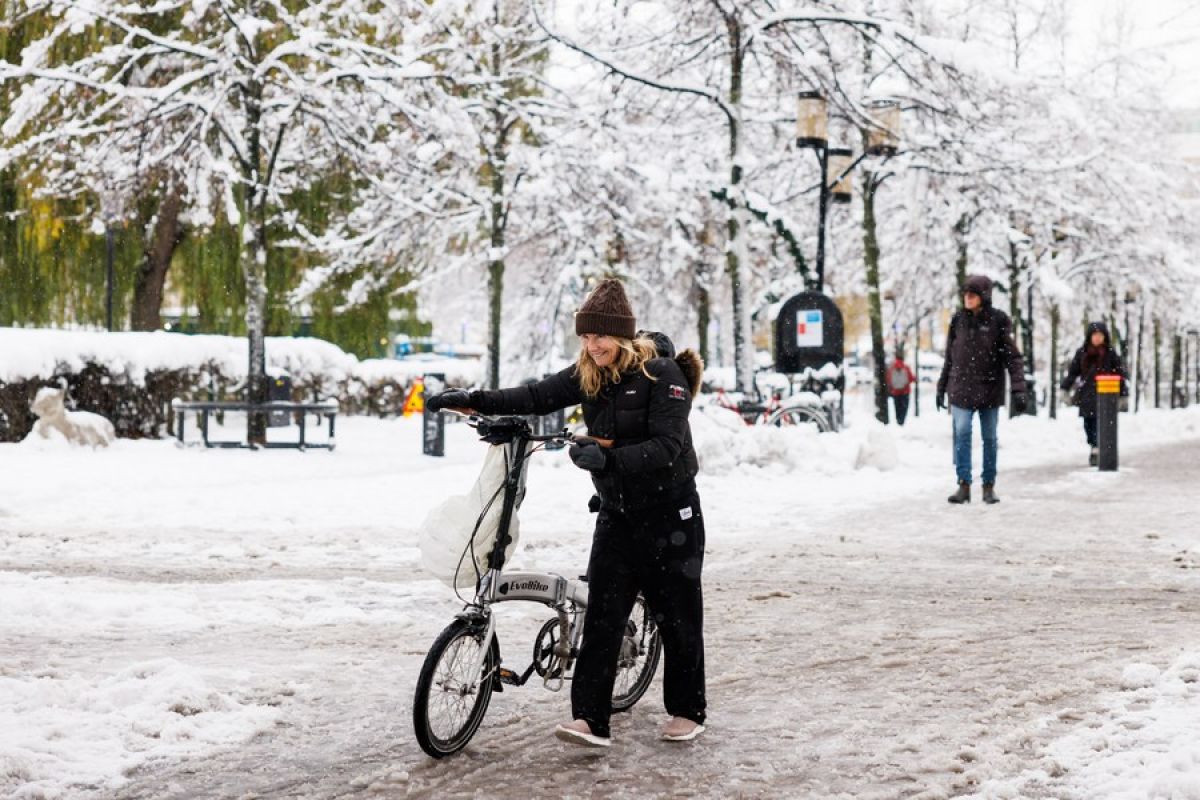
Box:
[3,408,1199,799]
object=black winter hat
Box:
[962,274,993,306]
[1086,321,1111,346]
[575,279,636,338]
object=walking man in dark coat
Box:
[936,275,1028,504]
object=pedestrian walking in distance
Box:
[1060,321,1128,466]
[887,349,916,426]
[425,278,708,748]
[936,275,1027,504]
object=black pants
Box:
[572,493,706,737]
[1083,414,1098,446]
[892,393,910,426]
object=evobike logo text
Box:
[500,579,550,594]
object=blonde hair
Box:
[574,336,659,397]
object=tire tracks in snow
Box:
[97,439,1200,798]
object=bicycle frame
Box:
[455,416,588,693]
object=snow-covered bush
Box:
[0,329,482,442]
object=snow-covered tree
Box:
[1,0,450,440]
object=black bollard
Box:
[422,373,446,457]
[1095,373,1121,471]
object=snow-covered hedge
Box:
[0,329,482,442]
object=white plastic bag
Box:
[419,445,523,588]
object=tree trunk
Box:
[1049,303,1060,419]
[862,173,888,424]
[130,187,184,331]
[697,284,710,366]
[913,316,921,418]
[954,213,970,290]
[1134,304,1144,412]
[722,17,753,394]
[242,73,268,446]
[487,147,505,389]
[484,10,509,391]
[1153,318,1161,408]
[1007,240,1021,339]
[1171,332,1183,408]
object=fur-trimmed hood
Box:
[675,349,704,396]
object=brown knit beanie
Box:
[574,278,636,338]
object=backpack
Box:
[889,365,910,392]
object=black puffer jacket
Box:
[1061,322,1127,417]
[469,350,704,512]
[936,275,1027,410]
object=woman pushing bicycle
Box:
[425,278,707,748]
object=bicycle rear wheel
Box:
[767,405,832,432]
[413,618,498,758]
[611,595,661,712]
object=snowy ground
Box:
[2,391,1199,799]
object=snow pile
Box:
[691,405,825,473]
[854,425,899,471]
[0,659,281,797]
[689,404,886,476]
[1121,662,1162,690]
[970,651,1200,800]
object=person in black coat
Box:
[1060,321,1127,465]
[426,278,707,748]
[936,275,1027,505]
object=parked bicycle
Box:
[412,414,662,758]
[708,379,837,432]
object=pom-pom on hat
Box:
[574,278,636,339]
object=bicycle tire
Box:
[611,595,662,712]
[767,405,832,432]
[413,618,498,758]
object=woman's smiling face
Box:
[581,334,619,368]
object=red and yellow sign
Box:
[1095,374,1121,395]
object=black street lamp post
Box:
[795,91,900,292]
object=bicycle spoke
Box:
[426,635,484,742]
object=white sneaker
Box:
[661,717,705,741]
[554,719,612,748]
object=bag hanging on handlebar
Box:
[418,444,525,589]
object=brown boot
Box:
[947,481,970,504]
[982,484,999,504]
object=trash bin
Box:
[268,375,292,427]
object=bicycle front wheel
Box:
[611,594,662,712]
[413,618,498,758]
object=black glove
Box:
[568,440,609,472]
[1011,392,1027,414]
[935,391,946,411]
[425,388,472,412]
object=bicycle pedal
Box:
[497,667,521,686]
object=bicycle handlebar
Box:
[441,411,576,446]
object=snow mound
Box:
[970,650,1200,799]
[1121,663,1162,690]
[0,658,283,798]
[691,405,832,474]
[854,425,899,471]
